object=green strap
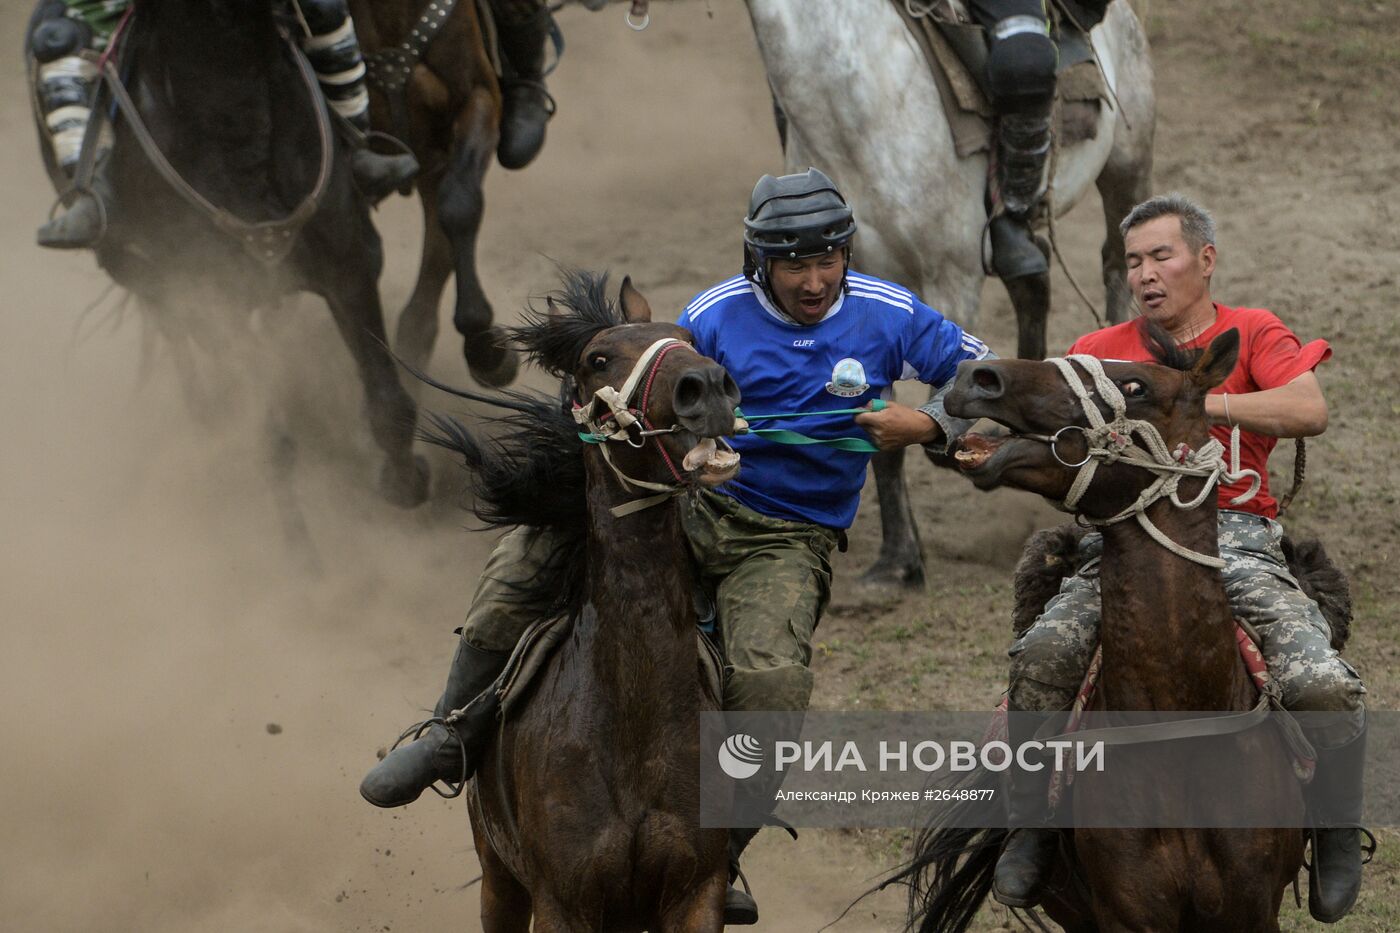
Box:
[735,399,884,453]
[744,428,879,453]
[578,400,887,451]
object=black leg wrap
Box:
[992,709,1059,908]
[996,109,1053,219]
[295,0,370,130]
[1306,723,1372,923]
[492,0,555,170]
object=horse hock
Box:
[440,99,519,388]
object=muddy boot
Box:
[991,109,1053,280]
[1306,724,1372,922]
[359,640,510,808]
[992,710,1059,907]
[494,1,556,170]
[349,148,419,199]
[724,826,761,925]
[297,0,419,198]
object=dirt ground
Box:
[3,1,1398,931]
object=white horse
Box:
[743,0,1155,585]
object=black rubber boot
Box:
[992,710,1059,908]
[359,640,509,808]
[350,148,419,201]
[37,152,113,250]
[724,826,761,926]
[1306,723,1371,922]
[989,213,1049,280]
[494,1,555,170]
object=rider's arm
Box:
[1205,371,1328,438]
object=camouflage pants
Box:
[459,489,838,714]
[1008,510,1366,747]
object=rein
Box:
[1019,354,1261,568]
[573,338,730,518]
[87,18,335,266]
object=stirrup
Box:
[385,714,470,799]
[1303,823,1378,870]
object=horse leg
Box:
[441,88,519,388]
[657,875,726,933]
[1094,152,1153,325]
[862,448,926,589]
[472,819,531,933]
[1003,263,1051,360]
[323,271,430,508]
[392,175,455,374]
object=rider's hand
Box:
[854,401,943,451]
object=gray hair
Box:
[1119,193,1216,252]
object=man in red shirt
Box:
[992,194,1368,921]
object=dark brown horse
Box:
[36,0,428,508]
[349,0,520,387]
[423,272,739,931]
[893,325,1304,931]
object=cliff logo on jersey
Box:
[826,358,870,398]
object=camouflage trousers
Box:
[459,489,838,714]
[1008,510,1366,748]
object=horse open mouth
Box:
[683,437,741,485]
[953,433,1007,472]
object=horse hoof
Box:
[380,454,430,508]
[465,336,519,389]
[858,561,925,591]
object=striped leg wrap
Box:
[297,2,371,130]
[37,55,98,171]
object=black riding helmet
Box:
[742,168,857,293]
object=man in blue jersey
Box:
[359,168,994,923]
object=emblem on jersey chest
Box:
[825,357,869,398]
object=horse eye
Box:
[1121,380,1146,398]
[590,354,609,372]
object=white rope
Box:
[1034,355,1261,568]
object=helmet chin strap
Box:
[746,247,853,320]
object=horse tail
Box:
[878,767,1006,933]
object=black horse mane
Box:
[1137,317,1204,372]
[417,270,626,621]
[510,269,629,378]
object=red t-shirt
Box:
[1068,304,1331,519]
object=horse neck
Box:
[1095,498,1247,710]
[580,453,698,717]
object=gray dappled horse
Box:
[745,0,1155,585]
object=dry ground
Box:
[1,0,1397,930]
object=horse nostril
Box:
[673,372,705,414]
[722,372,741,407]
[971,366,1004,398]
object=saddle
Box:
[490,607,726,722]
[891,0,1111,158]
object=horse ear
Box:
[1191,328,1240,391]
[619,276,653,324]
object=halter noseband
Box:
[1019,354,1261,568]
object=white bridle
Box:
[1022,354,1261,569]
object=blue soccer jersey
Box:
[677,271,989,529]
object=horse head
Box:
[512,271,743,493]
[945,322,1240,523]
